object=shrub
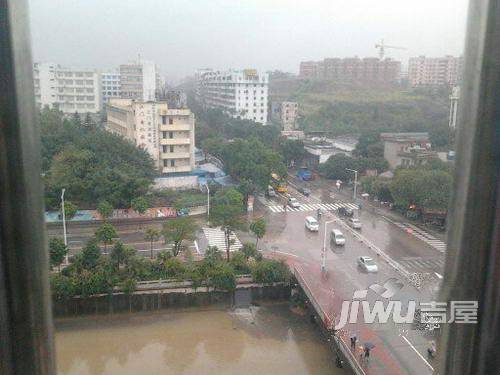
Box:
[208,262,236,291]
[50,274,75,300]
[230,251,251,274]
[121,278,137,295]
[251,259,290,284]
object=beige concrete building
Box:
[106,99,195,174]
[380,133,437,170]
[408,56,463,86]
[271,101,299,130]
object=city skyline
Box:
[29,0,468,82]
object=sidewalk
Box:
[269,252,412,375]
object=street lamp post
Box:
[202,183,210,223]
[322,219,335,272]
[61,188,68,264]
[345,168,358,202]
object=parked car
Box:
[177,208,190,217]
[357,256,378,272]
[296,167,313,181]
[305,216,319,231]
[338,206,354,217]
[288,197,301,208]
[298,187,311,196]
[348,218,362,229]
[330,229,345,246]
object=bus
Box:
[270,173,287,193]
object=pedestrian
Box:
[364,346,370,361]
[350,334,357,349]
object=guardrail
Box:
[293,266,366,375]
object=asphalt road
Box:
[254,178,446,374]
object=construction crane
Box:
[375,39,406,59]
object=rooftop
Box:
[380,132,429,142]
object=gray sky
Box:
[29,0,469,82]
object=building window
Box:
[162,145,167,153]
[162,131,167,139]
[170,146,174,152]
[169,118,173,125]
[170,160,175,167]
[169,132,173,138]
[162,116,166,125]
[163,159,168,167]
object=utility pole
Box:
[322,220,335,272]
[346,168,358,202]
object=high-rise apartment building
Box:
[106,99,195,174]
[271,101,299,131]
[119,60,160,102]
[408,56,463,86]
[101,71,121,106]
[33,62,101,114]
[299,57,401,83]
[196,69,268,124]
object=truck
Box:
[296,167,313,181]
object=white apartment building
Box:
[119,60,160,102]
[101,71,121,106]
[106,99,195,174]
[196,69,268,124]
[271,101,299,131]
[33,62,101,114]
[408,56,463,86]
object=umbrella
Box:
[364,342,375,350]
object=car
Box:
[177,208,190,217]
[348,218,362,229]
[298,187,311,196]
[266,185,276,197]
[288,197,301,208]
[338,206,354,217]
[330,229,345,246]
[357,256,378,273]
[305,216,319,231]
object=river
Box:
[55,302,349,374]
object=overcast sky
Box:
[29,0,469,82]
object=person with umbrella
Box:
[363,342,375,362]
[350,333,357,349]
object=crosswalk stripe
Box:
[302,204,314,210]
[269,206,280,213]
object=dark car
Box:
[298,187,311,196]
[338,206,354,217]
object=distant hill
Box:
[269,77,450,137]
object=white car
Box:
[288,197,300,208]
[357,256,378,273]
[305,216,319,231]
[348,218,362,229]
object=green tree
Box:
[62,201,78,220]
[110,241,135,270]
[251,259,290,284]
[95,223,118,253]
[278,139,306,166]
[48,237,68,271]
[249,218,266,247]
[121,278,137,295]
[144,227,161,259]
[318,154,359,181]
[97,200,113,221]
[131,196,149,215]
[210,188,246,261]
[162,217,198,257]
[79,238,101,270]
[208,262,236,292]
[241,242,258,259]
[83,113,97,131]
[71,111,82,128]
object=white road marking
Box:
[434,272,443,279]
[194,240,200,254]
[401,336,434,372]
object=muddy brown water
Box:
[55,302,349,375]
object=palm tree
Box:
[144,227,161,259]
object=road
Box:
[47,173,447,374]
[253,176,446,374]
